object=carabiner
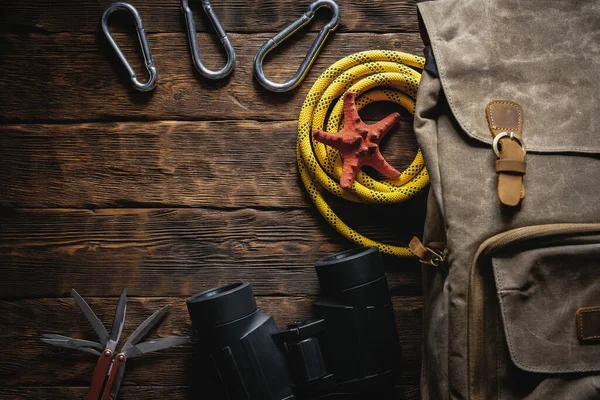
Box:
[253,0,340,93]
[181,0,236,80]
[101,2,157,92]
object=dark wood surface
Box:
[0,1,427,399]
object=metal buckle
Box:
[492,131,526,157]
[418,247,445,267]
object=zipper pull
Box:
[409,237,446,267]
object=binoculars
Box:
[187,247,401,399]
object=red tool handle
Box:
[84,349,113,400]
[101,353,127,400]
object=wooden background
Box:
[0,1,427,398]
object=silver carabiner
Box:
[181,0,236,80]
[101,2,157,92]
[253,0,340,93]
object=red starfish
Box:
[313,91,401,189]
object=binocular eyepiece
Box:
[187,247,401,399]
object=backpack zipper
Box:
[467,223,600,400]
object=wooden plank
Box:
[0,32,424,121]
[0,119,421,208]
[0,386,420,400]
[0,208,424,298]
[0,0,419,34]
[0,387,189,400]
[0,296,423,387]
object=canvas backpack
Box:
[412,0,600,399]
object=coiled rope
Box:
[296,50,429,257]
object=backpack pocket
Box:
[468,224,600,399]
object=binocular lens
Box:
[315,246,385,292]
[187,282,257,329]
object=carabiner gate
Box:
[101,2,157,92]
[181,0,236,80]
[253,0,340,93]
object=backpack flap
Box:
[418,0,600,154]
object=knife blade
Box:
[106,289,127,351]
[121,304,171,351]
[41,333,103,351]
[41,338,102,357]
[124,336,190,359]
[71,289,109,346]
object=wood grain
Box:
[0,32,424,121]
[0,0,419,34]
[0,208,424,298]
[0,120,421,208]
[0,387,190,400]
[0,0,426,397]
[0,386,421,400]
[0,296,423,387]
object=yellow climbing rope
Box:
[297,50,429,257]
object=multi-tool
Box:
[42,289,189,400]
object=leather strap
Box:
[409,236,428,259]
[495,159,526,174]
[486,101,526,207]
[577,306,600,343]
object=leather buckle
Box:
[492,131,526,157]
